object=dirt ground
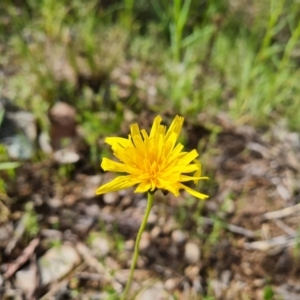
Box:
[1,110,300,300]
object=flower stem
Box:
[121,192,154,300]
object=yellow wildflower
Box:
[96,115,208,199]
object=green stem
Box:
[121,192,154,300]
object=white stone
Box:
[184,242,200,264]
[39,243,81,285]
[91,236,111,258]
[136,280,172,300]
[171,230,187,244]
[103,192,119,204]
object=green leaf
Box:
[0,162,21,170]
[263,285,274,300]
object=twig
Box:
[226,223,256,238]
[274,219,296,236]
[246,142,270,158]
[245,235,297,251]
[5,217,26,255]
[263,202,300,220]
[40,229,63,239]
[199,217,256,238]
[3,238,40,279]
[25,253,40,300]
[75,242,112,283]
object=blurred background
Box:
[1,0,300,299]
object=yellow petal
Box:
[180,175,209,182]
[150,115,162,138]
[101,158,127,173]
[165,115,184,141]
[164,132,178,155]
[193,159,202,184]
[170,143,184,156]
[112,145,139,165]
[155,132,164,161]
[177,149,199,165]
[179,183,209,200]
[157,178,180,196]
[105,137,129,148]
[170,164,199,174]
[134,181,151,193]
[140,129,149,140]
[96,176,137,195]
[130,124,145,150]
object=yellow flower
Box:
[96,115,208,200]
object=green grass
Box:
[2,0,300,134]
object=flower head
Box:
[96,115,208,199]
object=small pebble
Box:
[136,280,170,300]
[125,239,134,251]
[192,276,203,293]
[169,245,179,256]
[15,265,37,295]
[171,229,187,244]
[241,262,253,276]
[47,197,62,208]
[88,175,102,186]
[151,226,161,239]
[221,270,231,285]
[147,211,158,224]
[39,243,81,286]
[253,278,265,287]
[103,192,119,205]
[84,204,100,217]
[139,232,151,251]
[164,278,178,291]
[162,218,178,234]
[63,194,77,206]
[185,265,200,279]
[91,236,111,258]
[82,186,98,199]
[184,242,200,264]
[120,195,132,207]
